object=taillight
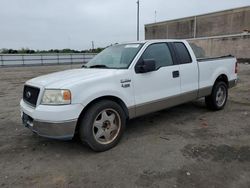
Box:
[235,61,238,74]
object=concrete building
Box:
[145,6,250,61]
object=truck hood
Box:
[27,68,117,88]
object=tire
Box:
[205,81,228,111]
[79,100,126,152]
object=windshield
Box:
[85,43,143,69]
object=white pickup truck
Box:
[20,40,237,151]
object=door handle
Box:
[172,71,179,78]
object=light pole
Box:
[137,0,140,41]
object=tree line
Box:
[0,47,104,54]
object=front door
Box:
[133,43,181,117]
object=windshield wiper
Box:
[89,65,109,68]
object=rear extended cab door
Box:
[170,41,199,102]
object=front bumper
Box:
[20,99,83,140]
[22,113,77,139]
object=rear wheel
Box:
[205,81,228,110]
[79,100,126,152]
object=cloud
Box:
[0,0,249,50]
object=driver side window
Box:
[142,43,173,69]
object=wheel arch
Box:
[74,95,129,135]
[214,74,229,87]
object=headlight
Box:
[41,89,71,105]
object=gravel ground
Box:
[0,64,250,188]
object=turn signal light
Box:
[63,90,71,101]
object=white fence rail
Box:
[0,53,97,67]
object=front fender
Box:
[70,77,134,112]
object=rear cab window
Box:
[173,42,192,64]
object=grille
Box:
[23,85,40,107]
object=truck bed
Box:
[197,55,235,62]
[197,54,237,97]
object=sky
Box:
[0,0,249,50]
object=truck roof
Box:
[120,39,187,45]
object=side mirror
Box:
[135,59,156,73]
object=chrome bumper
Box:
[22,113,77,140]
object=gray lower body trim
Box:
[129,79,237,119]
[24,119,77,140]
[128,107,136,119]
[130,90,198,118]
[198,86,213,98]
[198,79,237,98]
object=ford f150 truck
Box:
[20,40,238,151]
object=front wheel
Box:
[205,81,228,110]
[79,100,126,152]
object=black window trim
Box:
[168,43,179,65]
[172,42,193,64]
[135,42,177,72]
[123,43,145,69]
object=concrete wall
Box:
[196,7,250,37]
[188,34,250,59]
[145,6,250,39]
[144,6,250,60]
[145,17,195,39]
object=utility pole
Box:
[155,10,157,23]
[137,0,140,41]
[91,41,94,52]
